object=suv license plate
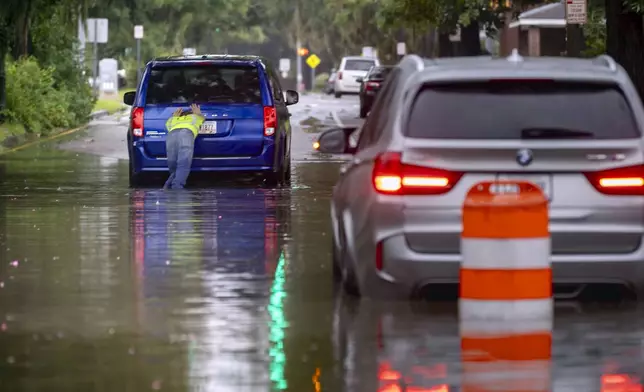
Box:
[199,122,217,134]
[496,174,552,200]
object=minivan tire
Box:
[265,165,286,187]
[129,160,145,188]
[359,105,368,118]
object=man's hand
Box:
[173,108,183,117]
[190,104,202,116]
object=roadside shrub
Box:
[2,57,70,135]
[314,72,329,90]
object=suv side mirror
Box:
[314,127,358,154]
[123,91,135,106]
[285,90,299,105]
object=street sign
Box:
[279,58,291,73]
[99,58,118,94]
[183,48,196,56]
[361,46,374,57]
[134,25,144,39]
[306,54,320,69]
[566,0,587,24]
[86,18,109,43]
[396,42,406,56]
[281,71,288,79]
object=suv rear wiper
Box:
[520,127,595,139]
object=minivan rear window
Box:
[344,59,376,72]
[145,65,262,105]
[406,81,640,139]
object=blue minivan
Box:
[123,55,299,188]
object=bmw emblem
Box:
[516,148,534,167]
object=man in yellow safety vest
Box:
[164,103,205,189]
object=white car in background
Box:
[334,56,380,98]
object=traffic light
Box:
[298,47,309,56]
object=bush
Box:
[314,72,330,90]
[2,57,71,135]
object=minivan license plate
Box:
[199,122,217,134]
[496,174,552,200]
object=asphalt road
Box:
[0,93,642,391]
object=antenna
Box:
[593,55,617,72]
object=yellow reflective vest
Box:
[165,113,205,138]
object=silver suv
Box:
[317,52,644,300]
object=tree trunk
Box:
[438,32,453,57]
[0,43,6,114]
[605,0,644,102]
[459,20,481,56]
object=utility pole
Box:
[295,2,303,93]
[134,25,144,85]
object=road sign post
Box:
[396,42,406,57]
[134,25,144,85]
[87,18,109,96]
[305,54,320,92]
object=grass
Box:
[93,88,135,114]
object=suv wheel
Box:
[128,161,145,188]
[359,105,368,118]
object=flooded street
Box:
[1,95,644,391]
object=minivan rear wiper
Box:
[520,127,595,139]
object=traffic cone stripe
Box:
[460,268,552,300]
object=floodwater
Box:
[1,123,644,391]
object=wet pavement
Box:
[0,94,643,391]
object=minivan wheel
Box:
[284,162,292,185]
[129,161,145,188]
[334,91,342,99]
[264,165,285,187]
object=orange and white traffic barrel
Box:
[460,319,552,392]
[460,180,552,321]
[459,180,553,392]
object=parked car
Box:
[324,69,337,95]
[316,52,644,300]
[357,65,394,118]
[123,55,299,188]
[333,56,380,98]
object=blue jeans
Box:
[164,129,195,189]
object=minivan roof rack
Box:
[592,55,617,72]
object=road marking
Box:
[1,125,88,155]
[331,110,344,128]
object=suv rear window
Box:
[368,67,392,80]
[344,59,376,72]
[406,81,640,139]
[145,65,262,105]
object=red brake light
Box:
[584,165,644,195]
[338,72,343,80]
[263,106,277,136]
[366,81,380,90]
[131,107,144,137]
[372,152,462,195]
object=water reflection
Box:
[129,188,291,390]
[332,294,644,392]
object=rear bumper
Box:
[334,80,360,94]
[129,140,277,173]
[376,233,644,296]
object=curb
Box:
[89,110,109,120]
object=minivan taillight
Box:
[584,164,644,195]
[131,107,144,137]
[264,106,277,136]
[372,152,463,195]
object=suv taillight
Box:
[264,106,277,136]
[584,164,644,195]
[131,107,144,137]
[338,72,343,80]
[372,152,463,195]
